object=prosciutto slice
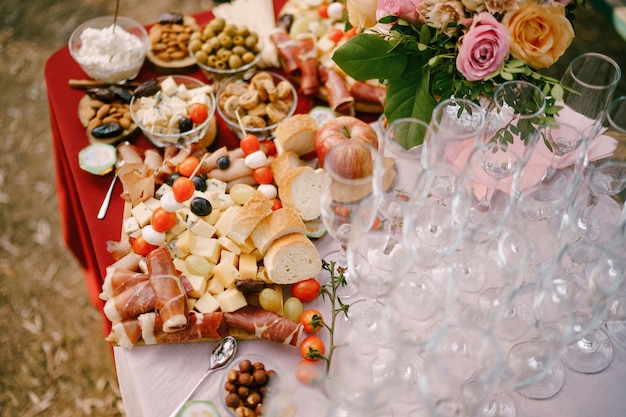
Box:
[350,81,387,107]
[139,311,228,345]
[106,318,142,348]
[270,29,300,74]
[224,305,304,346]
[147,247,188,333]
[318,65,354,114]
[101,267,149,300]
[103,280,156,323]
[295,34,319,96]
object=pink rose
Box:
[376,0,423,25]
[456,12,510,81]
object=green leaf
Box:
[332,34,407,81]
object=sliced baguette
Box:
[270,151,306,185]
[274,113,318,157]
[226,190,273,245]
[250,207,307,255]
[264,233,322,284]
[275,166,323,222]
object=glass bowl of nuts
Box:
[188,17,263,83]
[221,355,281,417]
[130,75,216,148]
[216,71,298,140]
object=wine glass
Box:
[379,117,434,252]
[319,141,383,298]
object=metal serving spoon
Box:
[168,336,238,417]
[97,141,129,220]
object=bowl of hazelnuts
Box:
[221,355,280,417]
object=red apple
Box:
[314,116,379,167]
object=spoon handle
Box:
[168,368,213,417]
[97,174,118,220]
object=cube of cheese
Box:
[191,237,221,264]
[160,75,178,96]
[143,197,161,212]
[172,258,191,277]
[186,274,208,298]
[205,209,221,225]
[220,250,239,268]
[216,288,247,313]
[217,235,242,255]
[165,240,187,259]
[217,193,235,210]
[123,216,140,235]
[175,229,196,256]
[131,202,153,227]
[238,237,256,255]
[214,206,241,237]
[256,265,270,283]
[238,253,258,281]
[206,277,225,295]
[213,260,240,288]
[195,292,221,313]
[190,219,216,238]
[155,183,172,199]
[206,178,228,194]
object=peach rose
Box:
[346,0,379,31]
[456,12,510,81]
[502,1,574,69]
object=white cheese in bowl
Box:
[76,24,145,71]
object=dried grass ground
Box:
[0,1,624,417]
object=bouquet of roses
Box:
[333,0,583,146]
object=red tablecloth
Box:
[44,2,302,337]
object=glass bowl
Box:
[69,15,149,84]
[216,71,298,140]
[220,354,281,417]
[188,18,263,83]
[130,75,216,148]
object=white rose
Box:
[347,0,379,31]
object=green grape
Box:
[259,288,282,313]
[185,254,213,277]
[230,183,256,205]
[283,297,304,322]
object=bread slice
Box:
[270,151,305,185]
[264,233,322,284]
[226,190,273,245]
[276,166,324,222]
[274,114,318,157]
[250,207,307,255]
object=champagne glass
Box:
[379,117,434,252]
[319,141,383,298]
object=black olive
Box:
[192,175,207,192]
[134,79,160,98]
[86,87,117,103]
[109,85,133,104]
[91,122,124,138]
[158,12,184,25]
[216,156,231,170]
[190,197,213,216]
[168,172,182,186]
[179,117,194,133]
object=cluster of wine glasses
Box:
[312,52,626,417]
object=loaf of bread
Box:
[226,190,273,245]
[274,114,318,157]
[264,233,322,284]
[250,207,307,255]
[270,151,305,185]
[275,166,323,222]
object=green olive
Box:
[218,48,232,62]
[201,42,213,54]
[190,31,202,41]
[241,51,256,64]
[207,54,219,67]
[232,45,247,56]
[202,27,215,40]
[245,34,258,49]
[208,37,221,51]
[223,24,238,37]
[232,35,245,47]
[189,39,203,53]
[236,25,250,37]
[194,50,208,64]
[219,34,233,49]
[228,54,243,69]
[214,59,227,70]
[209,17,225,33]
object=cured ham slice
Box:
[147,247,188,333]
[295,34,319,96]
[270,29,300,74]
[101,267,149,300]
[103,280,156,322]
[318,65,354,114]
[106,318,142,348]
[139,311,228,345]
[224,305,303,346]
[350,81,387,107]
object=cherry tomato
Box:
[291,278,321,302]
[188,102,209,124]
[260,140,277,156]
[300,335,325,361]
[253,166,274,184]
[300,309,324,333]
[345,26,358,39]
[317,2,329,19]
[371,216,382,231]
[295,359,320,384]
[131,234,158,257]
[333,204,351,218]
[271,198,283,211]
[178,156,201,178]
[151,207,178,232]
[172,176,195,202]
[240,134,261,155]
[327,28,344,44]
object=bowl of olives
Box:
[221,355,280,417]
[129,75,216,148]
[189,17,263,83]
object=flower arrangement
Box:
[334,0,584,146]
